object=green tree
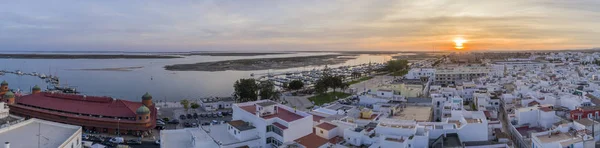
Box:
[314,81,328,94]
[259,81,280,101]
[234,78,259,102]
[386,59,409,72]
[287,80,304,90]
[180,99,190,111]
[351,71,362,79]
[191,102,200,109]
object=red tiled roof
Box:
[328,136,343,144]
[312,114,325,122]
[483,111,491,118]
[316,122,337,131]
[539,106,553,112]
[272,122,288,130]
[16,92,144,118]
[295,133,328,148]
[528,101,540,107]
[240,105,304,122]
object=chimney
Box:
[4,142,9,148]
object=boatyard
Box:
[0,70,78,94]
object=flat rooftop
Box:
[160,128,219,148]
[240,105,305,122]
[0,118,81,148]
[391,106,432,122]
[201,124,260,146]
[536,132,578,143]
[228,120,256,131]
[256,101,277,107]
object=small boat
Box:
[250,73,255,77]
[39,74,47,79]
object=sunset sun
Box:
[454,37,467,49]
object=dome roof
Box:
[142,92,152,100]
[32,85,41,91]
[4,91,14,98]
[136,105,150,115]
[1,80,7,85]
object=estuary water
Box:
[0,52,398,101]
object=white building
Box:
[160,128,220,148]
[0,102,8,118]
[434,65,493,85]
[0,118,82,148]
[200,97,235,111]
[233,100,314,148]
[405,68,436,80]
[359,89,404,105]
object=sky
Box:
[1,0,599,52]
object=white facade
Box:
[232,100,313,148]
[0,102,8,118]
[0,118,82,148]
[201,97,234,111]
[405,68,436,79]
[359,89,404,105]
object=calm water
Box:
[0,52,401,101]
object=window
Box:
[267,137,282,146]
[266,125,283,136]
[589,113,593,119]
[320,130,323,134]
[138,117,141,120]
[146,116,149,119]
[234,130,237,135]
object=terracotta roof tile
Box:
[272,122,288,130]
[316,122,337,131]
[239,105,304,122]
[16,92,144,118]
[295,133,328,148]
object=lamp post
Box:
[117,118,121,136]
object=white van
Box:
[109,137,125,144]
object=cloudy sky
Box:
[1,0,599,51]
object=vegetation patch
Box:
[308,92,351,106]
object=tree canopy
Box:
[386,59,409,72]
[190,102,200,109]
[233,78,259,102]
[180,99,190,111]
[314,74,347,94]
[287,80,304,90]
[259,81,280,101]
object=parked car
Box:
[202,122,210,126]
[109,137,125,144]
[155,125,165,130]
[168,119,180,124]
[212,120,219,124]
[193,113,199,119]
[200,113,207,117]
[186,114,192,119]
[179,115,186,120]
[155,140,161,145]
[157,120,166,125]
[126,139,142,145]
[211,113,217,118]
[217,113,224,117]
[191,123,198,127]
[183,122,192,127]
[82,134,89,140]
[156,119,165,123]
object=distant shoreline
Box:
[66,66,144,71]
[0,54,181,59]
[181,52,290,56]
[164,54,358,71]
